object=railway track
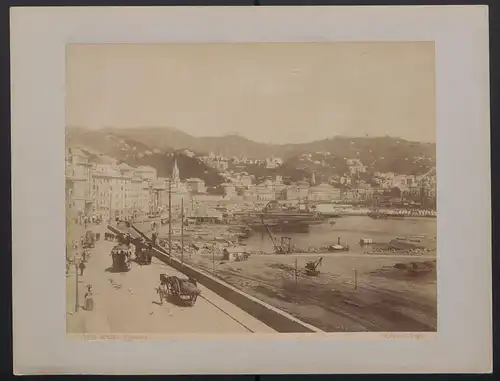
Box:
[189,261,384,331]
[198,294,255,333]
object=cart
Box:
[157,273,201,306]
[83,230,96,249]
[110,244,132,272]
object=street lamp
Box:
[74,256,80,312]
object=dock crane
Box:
[260,216,292,254]
[305,257,323,276]
[252,202,292,254]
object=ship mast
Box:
[168,178,172,256]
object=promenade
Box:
[66,226,275,334]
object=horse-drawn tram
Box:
[157,273,201,306]
[110,244,132,272]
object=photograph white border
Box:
[11,5,491,374]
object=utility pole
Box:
[75,259,79,312]
[212,237,216,276]
[168,178,172,257]
[108,189,112,223]
[181,198,184,267]
[294,259,298,285]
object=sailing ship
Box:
[235,201,329,233]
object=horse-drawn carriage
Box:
[157,273,201,306]
[82,230,96,249]
[110,244,132,272]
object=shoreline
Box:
[335,211,436,218]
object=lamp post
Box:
[74,257,80,312]
[212,237,216,276]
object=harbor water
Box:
[242,216,437,254]
[134,215,437,255]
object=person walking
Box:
[78,260,86,276]
[84,285,94,311]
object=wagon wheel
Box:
[171,277,181,297]
[187,294,197,306]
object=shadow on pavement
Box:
[105,266,130,274]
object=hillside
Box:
[101,127,278,158]
[66,127,436,186]
[121,152,225,187]
[66,127,225,186]
[100,126,435,163]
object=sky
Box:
[66,42,435,144]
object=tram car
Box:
[110,244,132,272]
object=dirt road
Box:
[66,234,275,334]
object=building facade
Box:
[308,184,342,201]
[186,178,206,194]
[66,148,93,216]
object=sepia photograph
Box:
[12,5,490,374]
[65,42,437,335]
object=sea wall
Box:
[107,224,323,333]
[152,248,323,333]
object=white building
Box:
[66,148,93,216]
[308,184,342,201]
[186,178,206,194]
[92,166,133,221]
[221,183,237,199]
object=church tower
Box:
[172,158,180,185]
[311,171,316,186]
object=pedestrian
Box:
[79,260,86,276]
[82,250,87,263]
[84,285,94,310]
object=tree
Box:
[390,186,402,198]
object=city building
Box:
[139,180,152,214]
[150,178,167,213]
[339,176,352,186]
[285,182,310,201]
[186,178,207,194]
[221,183,237,199]
[91,165,133,221]
[255,187,275,201]
[134,165,157,181]
[242,186,258,201]
[240,174,253,187]
[308,183,341,201]
[254,179,278,201]
[216,161,229,171]
[130,177,144,214]
[347,159,367,175]
[66,148,93,216]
